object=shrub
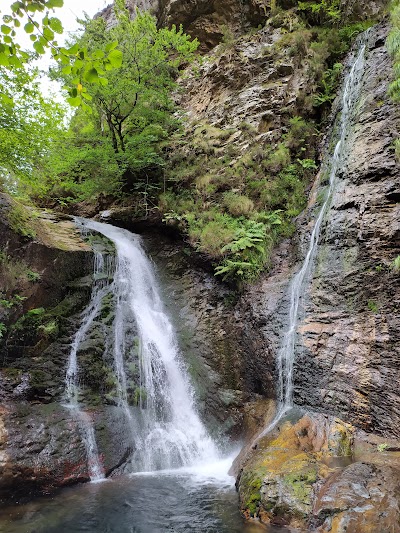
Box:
[265,144,291,174]
[391,255,400,272]
[223,192,255,216]
[198,219,237,258]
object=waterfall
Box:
[77,219,219,472]
[64,246,114,481]
[258,33,368,438]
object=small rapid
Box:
[258,32,369,439]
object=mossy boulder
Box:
[237,411,355,528]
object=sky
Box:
[53,0,110,35]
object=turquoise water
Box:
[0,472,289,533]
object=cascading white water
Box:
[78,219,219,472]
[64,236,114,481]
[258,33,369,438]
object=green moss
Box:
[38,319,59,339]
[30,369,52,391]
[8,201,37,238]
[2,367,22,379]
[240,467,268,517]
[367,300,379,313]
[283,469,317,506]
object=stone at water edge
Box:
[237,412,355,529]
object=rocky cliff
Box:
[233,18,400,532]
[296,24,400,438]
[0,194,94,501]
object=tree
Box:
[0,0,123,106]
[0,63,64,194]
[73,2,198,153]
[42,3,198,202]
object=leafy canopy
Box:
[0,0,122,106]
[0,63,64,194]
[68,1,199,142]
[297,0,341,26]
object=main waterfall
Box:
[259,33,369,438]
[76,219,218,473]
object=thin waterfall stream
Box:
[258,32,368,439]
[64,246,114,481]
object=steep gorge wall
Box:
[101,0,396,439]
[295,24,400,437]
[237,22,400,440]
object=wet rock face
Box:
[0,403,132,504]
[293,25,400,438]
[141,234,277,437]
[0,198,105,501]
[237,410,400,531]
[236,411,355,529]
[312,462,400,533]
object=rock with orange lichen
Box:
[237,411,354,528]
[312,462,400,533]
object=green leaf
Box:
[46,0,64,8]
[0,52,10,66]
[49,17,63,34]
[85,67,99,83]
[107,49,123,68]
[0,93,13,106]
[67,43,79,55]
[1,24,12,35]
[33,41,45,54]
[43,26,54,40]
[67,96,81,106]
[92,49,105,59]
[81,91,92,101]
[11,2,23,13]
[61,64,72,74]
[105,40,118,52]
[8,55,22,67]
[24,22,35,33]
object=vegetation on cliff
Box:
[6,3,197,205]
[158,1,373,283]
[387,0,400,157]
